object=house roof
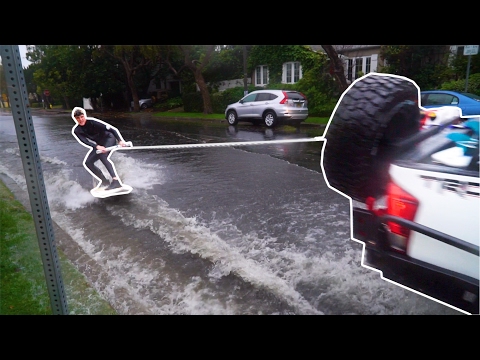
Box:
[308,45,381,53]
[308,45,324,52]
[333,45,381,53]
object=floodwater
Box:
[0,109,463,314]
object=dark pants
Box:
[85,132,117,183]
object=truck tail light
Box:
[385,181,419,254]
[419,110,437,129]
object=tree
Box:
[448,45,480,81]
[29,45,88,109]
[99,45,158,111]
[23,66,37,100]
[180,45,216,114]
[379,45,451,89]
[82,46,127,110]
[160,45,216,114]
[321,45,348,93]
[202,45,246,85]
[295,56,339,116]
[27,45,126,110]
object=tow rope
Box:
[97,137,325,154]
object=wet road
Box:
[0,109,462,314]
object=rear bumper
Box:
[353,208,479,314]
[278,109,308,120]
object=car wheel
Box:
[141,104,148,110]
[263,111,277,128]
[322,74,421,202]
[227,110,239,125]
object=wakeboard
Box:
[90,184,133,198]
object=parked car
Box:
[131,98,153,110]
[421,90,480,117]
[225,90,308,128]
[323,74,479,314]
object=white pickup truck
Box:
[322,73,479,314]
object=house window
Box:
[365,57,371,73]
[355,58,363,79]
[347,59,353,82]
[255,65,268,86]
[345,54,378,81]
[282,62,302,84]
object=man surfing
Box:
[71,107,132,197]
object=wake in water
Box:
[0,139,462,314]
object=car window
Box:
[421,93,428,105]
[286,91,306,100]
[242,93,258,103]
[424,93,458,106]
[462,92,480,101]
[256,93,269,101]
[256,93,278,101]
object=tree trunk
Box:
[195,70,212,114]
[321,45,349,93]
[105,46,148,112]
[63,95,71,110]
[129,73,140,111]
[122,59,139,111]
[90,97,98,111]
[179,45,215,114]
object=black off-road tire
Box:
[322,74,421,202]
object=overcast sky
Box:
[19,45,32,67]
[0,45,33,67]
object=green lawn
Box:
[0,180,116,315]
[152,111,330,125]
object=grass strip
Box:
[0,180,116,315]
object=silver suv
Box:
[225,90,308,128]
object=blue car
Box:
[421,90,480,117]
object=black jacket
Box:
[73,118,122,149]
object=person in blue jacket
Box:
[71,107,127,190]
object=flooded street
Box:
[0,109,462,314]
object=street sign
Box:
[464,45,479,56]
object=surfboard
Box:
[90,184,133,198]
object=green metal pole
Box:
[0,45,69,315]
